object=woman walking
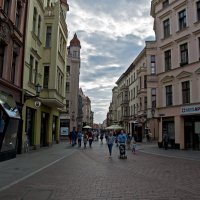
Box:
[106,131,115,158]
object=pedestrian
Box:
[132,141,137,154]
[106,131,115,157]
[117,129,127,157]
[126,133,132,150]
[71,127,76,147]
[77,131,82,148]
[83,132,88,149]
[163,132,169,150]
[100,132,104,144]
[88,130,93,148]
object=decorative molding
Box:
[160,75,174,83]
[173,0,187,11]
[159,10,172,20]
[0,20,12,44]
[160,41,174,50]
[175,34,190,43]
[31,47,41,60]
[176,71,192,79]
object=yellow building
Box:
[22,0,69,151]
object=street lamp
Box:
[151,107,155,140]
[24,83,42,101]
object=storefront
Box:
[181,105,200,150]
[0,92,21,162]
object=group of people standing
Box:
[68,128,94,149]
[67,128,137,158]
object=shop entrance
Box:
[184,116,200,150]
[40,112,49,147]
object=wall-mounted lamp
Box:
[24,83,42,101]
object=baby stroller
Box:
[118,143,127,159]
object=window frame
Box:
[163,18,170,38]
[180,43,188,65]
[182,81,190,104]
[166,85,173,106]
[178,9,187,31]
[164,49,171,71]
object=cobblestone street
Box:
[0,141,200,200]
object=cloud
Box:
[67,0,155,123]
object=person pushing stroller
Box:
[117,130,127,159]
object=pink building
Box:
[0,0,27,161]
[151,0,200,150]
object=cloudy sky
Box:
[67,0,155,124]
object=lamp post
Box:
[24,83,42,101]
[151,107,155,140]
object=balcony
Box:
[40,89,65,108]
[121,99,129,105]
[120,85,128,92]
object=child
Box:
[132,141,137,154]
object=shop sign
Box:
[181,105,200,115]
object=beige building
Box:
[60,33,81,133]
[109,0,200,150]
[151,0,200,150]
[22,0,69,150]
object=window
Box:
[150,55,156,74]
[66,82,70,92]
[3,0,10,16]
[164,50,171,71]
[15,1,22,29]
[163,18,170,38]
[166,85,173,106]
[29,55,34,83]
[0,42,5,77]
[34,60,38,84]
[180,43,188,65]
[182,81,190,104]
[43,66,49,88]
[73,51,79,58]
[151,88,156,108]
[198,37,200,59]
[32,7,37,33]
[37,15,41,38]
[179,9,186,30]
[144,97,147,110]
[144,75,147,88]
[45,26,52,47]
[66,65,70,75]
[197,1,200,21]
[11,52,17,83]
[163,0,169,8]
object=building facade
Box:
[22,0,69,151]
[0,0,27,161]
[151,0,200,150]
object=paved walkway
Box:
[0,140,199,199]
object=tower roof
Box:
[70,33,81,48]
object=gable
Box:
[176,71,192,79]
[160,75,174,83]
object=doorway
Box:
[40,112,49,147]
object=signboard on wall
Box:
[181,105,200,115]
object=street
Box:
[0,140,200,200]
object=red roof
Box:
[70,33,81,48]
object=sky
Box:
[67,0,155,124]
